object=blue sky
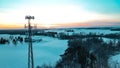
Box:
[1,0,119,13]
[75,0,120,14]
[0,0,120,28]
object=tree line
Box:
[37,37,120,68]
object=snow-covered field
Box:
[45,29,120,34]
[0,34,67,68]
[0,29,120,68]
[108,53,120,68]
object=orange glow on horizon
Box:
[0,24,23,29]
[0,23,87,29]
[0,19,120,29]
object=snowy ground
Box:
[0,35,67,68]
[108,52,120,68]
[0,29,120,68]
[45,29,120,34]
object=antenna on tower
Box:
[25,15,35,68]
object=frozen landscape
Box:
[0,28,120,68]
[0,0,120,68]
[0,34,67,68]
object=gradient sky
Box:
[0,0,120,28]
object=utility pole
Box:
[25,15,34,68]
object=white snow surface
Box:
[108,53,120,68]
[0,34,68,68]
[45,29,120,34]
[0,29,120,68]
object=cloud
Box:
[0,0,120,28]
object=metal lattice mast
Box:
[25,15,34,68]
